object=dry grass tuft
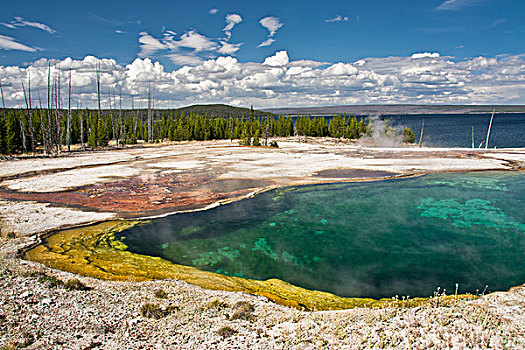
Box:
[139,302,179,319]
[154,289,168,299]
[216,326,237,338]
[230,301,255,321]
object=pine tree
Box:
[88,112,98,148]
[402,127,416,143]
[252,129,261,146]
[0,116,6,154]
[98,117,109,146]
[6,112,21,154]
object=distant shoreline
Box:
[262,104,525,116]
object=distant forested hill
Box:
[172,104,274,118]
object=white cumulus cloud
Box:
[263,51,289,67]
[209,8,218,15]
[1,52,525,108]
[411,52,441,59]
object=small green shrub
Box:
[37,275,64,288]
[238,137,252,146]
[402,127,415,143]
[216,326,237,338]
[207,299,229,310]
[269,140,279,148]
[252,131,261,146]
[64,279,90,291]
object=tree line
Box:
[0,107,387,154]
[0,105,417,155]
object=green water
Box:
[121,172,525,299]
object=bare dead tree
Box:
[67,69,72,152]
[47,62,53,155]
[132,95,137,136]
[108,87,116,145]
[52,70,56,151]
[0,81,5,122]
[147,85,152,143]
[119,84,123,146]
[96,60,102,122]
[18,81,28,154]
[19,111,27,154]
[79,100,84,151]
[37,89,47,155]
[0,81,6,124]
[485,109,495,150]
[26,72,35,152]
[22,81,35,153]
[53,64,62,153]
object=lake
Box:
[381,113,525,148]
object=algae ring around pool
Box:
[25,172,525,309]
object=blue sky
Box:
[1,0,524,67]
[0,0,524,107]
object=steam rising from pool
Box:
[120,172,525,299]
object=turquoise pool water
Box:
[121,172,525,299]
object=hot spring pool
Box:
[119,171,525,299]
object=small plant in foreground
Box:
[154,289,168,299]
[269,140,279,148]
[216,326,237,338]
[230,301,255,320]
[139,302,179,319]
[64,278,90,291]
[3,333,35,349]
[37,275,64,288]
[207,299,229,310]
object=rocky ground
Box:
[1,236,524,349]
[1,139,525,349]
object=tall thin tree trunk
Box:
[485,109,495,150]
[418,119,425,147]
[97,60,102,122]
[47,62,53,155]
[119,84,123,146]
[22,81,35,153]
[25,72,35,152]
[19,111,27,154]
[53,71,58,152]
[37,89,47,155]
[108,88,116,144]
[147,86,152,143]
[67,70,72,152]
[80,102,84,151]
[132,96,138,136]
[0,81,5,124]
[56,64,62,153]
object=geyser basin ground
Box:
[26,171,525,309]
